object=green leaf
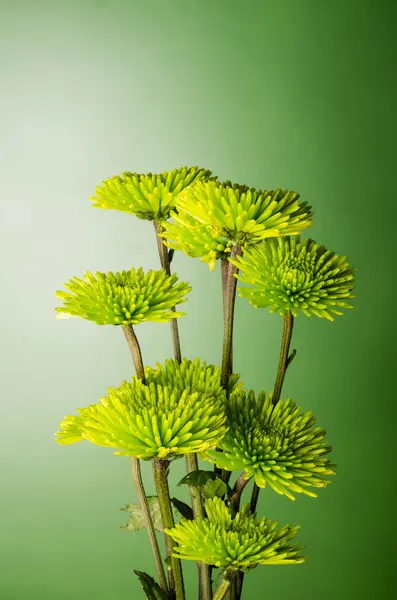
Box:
[121,496,163,533]
[202,478,228,500]
[178,469,216,488]
[171,497,194,520]
[134,570,173,600]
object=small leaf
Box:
[134,570,172,600]
[202,478,228,500]
[171,497,194,520]
[178,470,216,488]
[121,496,163,532]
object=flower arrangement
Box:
[55,167,356,600]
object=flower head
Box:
[55,267,191,326]
[233,236,355,320]
[90,166,213,221]
[56,379,227,460]
[165,497,305,569]
[161,210,234,270]
[208,391,335,500]
[145,357,242,398]
[167,180,312,251]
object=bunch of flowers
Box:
[55,166,355,600]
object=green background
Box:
[1,0,395,598]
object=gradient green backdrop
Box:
[1,0,395,598]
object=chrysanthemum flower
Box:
[165,497,305,569]
[144,357,242,398]
[162,209,234,270]
[171,180,312,247]
[55,267,191,325]
[232,236,355,320]
[56,380,227,460]
[89,166,213,221]
[208,391,335,500]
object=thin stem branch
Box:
[221,258,233,381]
[249,310,296,516]
[213,573,236,600]
[154,221,182,363]
[153,459,185,600]
[240,311,296,600]
[221,246,241,391]
[250,482,260,513]
[130,457,168,591]
[122,324,146,383]
[185,453,204,519]
[272,310,295,405]
[230,472,250,514]
[122,325,168,590]
[186,453,212,600]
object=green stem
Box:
[220,246,241,391]
[130,457,168,591]
[229,579,238,600]
[122,324,146,383]
[186,453,212,600]
[153,459,185,600]
[213,573,235,600]
[272,310,295,405]
[240,311,296,600]
[216,247,241,482]
[250,482,260,513]
[230,472,250,514]
[249,310,295,515]
[154,221,182,363]
[122,325,168,590]
[221,258,231,371]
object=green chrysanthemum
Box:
[55,267,191,325]
[167,180,312,253]
[144,357,242,398]
[162,209,234,270]
[56,379,227,460]
[208,391,335,501]
[90,166,213,221]
[165,497,305,569]
[232,236,355,320]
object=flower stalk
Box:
[130,457,168,591]
[221,246,241,390]
[122,323,168,592]
[154,221,182,362]
[157,221,213,598]
[186,453,212,600]
[240,311,296,600]
[213,574,235,600]
[273,310,295,405]
[122,324,146,382]
[153,459,186,600]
